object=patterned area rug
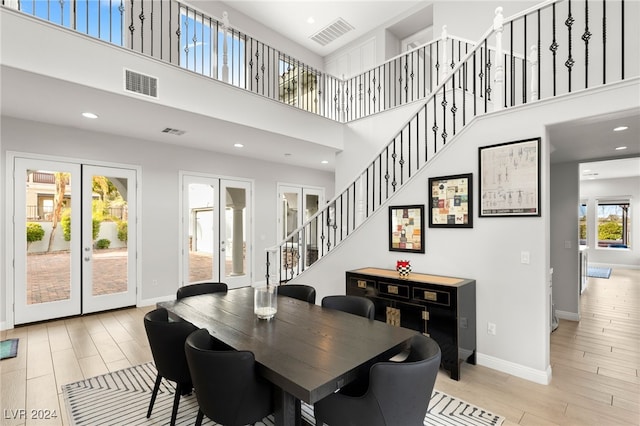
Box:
[587,267,612,279]
[62,363,504,426]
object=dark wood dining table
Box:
[158,286,418,426]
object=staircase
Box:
[267,0,638,284]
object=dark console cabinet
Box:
[346,267,476,380]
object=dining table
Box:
[158,286,418,426]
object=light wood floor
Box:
[1,268,638,425]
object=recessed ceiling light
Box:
[307,17,315,24]
[234,143,244,148]
[82,112,98,119]
[613,126,628,132]
[582,169,591,173]
[321,160,329,164]
[615,146,627,150]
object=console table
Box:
[346,267,476,380]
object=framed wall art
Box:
[428,173,473,228]
[479,137,541,217]
[388,205,425,253]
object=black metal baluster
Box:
[129,0,134,49]
[621,0,625,80]
[473,50,477,116]
[183,7,189,68]
[384,147,390,200]
[602,0,607,84]
[435,41,440,86]
[424,104,429,164]
[583,1,591,88]
[441,86,447,145]
[378,154,383,206]
[463,60,467,125]
[523,15,527,104]
[432,96,438,153]
[175,3,181,66]
[566,0,575,93]
[192,9,197,71]
[538,9,541,99]
[415,113,420,171]
[510,23,514,107]
[366,168,370,217]
[429,44,433,93]
[451,73,456,136]
[550,2,557,95]
[139,1,144,54]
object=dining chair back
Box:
[143,307,198,426]
[176,281,227,299]
[321,295,375,319]
[185,329,273,426]
[278,284,317,304]
[314,334,441,426]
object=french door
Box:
[13,157,137,325]
[181,174,252,289]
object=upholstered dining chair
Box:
[314,334,441,426]
[185,329,274,426]
[143,307,198,426]
[321,295,375,319]
[278,284,317,304]
[176,281,227,299]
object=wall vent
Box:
[310,18,354,47]
[161,127,186,136]
[125,69,158,98]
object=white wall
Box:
[580,175,640,268]
[1,117,335,327]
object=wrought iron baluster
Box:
[175,3,181,66]
[566,0,575,92]
[583,0,592,88]
[510,23,515,107]
[621,0,625,80]
[424,103,429,164]
[384,147,390,200]
[366,168,370,217]
[523,15,527,104]
[550,3,558,95]
[139,0,145,54]
[451,73,457,136]
[441,87,448,145]
[538,10,541,99]
[378,154,383,206]
[432,96,438,153]
[129,0,134,49]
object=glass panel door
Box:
[182,175,252,289]
[82,165,137,313]
[14,158,81,324]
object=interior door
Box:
[14,158,82,324]
[81,165,137,313]
[182,175,252,289]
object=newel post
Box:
[441,25,449,79]
[529,45,539,101]
[493,7,504,110]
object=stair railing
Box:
[266,0,636,283]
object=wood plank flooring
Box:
[1,268,638,425]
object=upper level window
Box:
[180,8,245,88]
[597,200,631,248]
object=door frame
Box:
[4,151,142,329]
[178,171,255,289]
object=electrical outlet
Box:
[487,322,496,335]
[460,317,468,329]
[521,251,530,264]
[152,279,158,286]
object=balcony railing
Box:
[3,0,471,122]
[267,0,637,283]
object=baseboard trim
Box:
[556,310,580,321]
[476,353,551,385]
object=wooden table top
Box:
[349,267,473,287]
[158,287,417,404]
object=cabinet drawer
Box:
[412,287,450,306]
[347,277,376,297]
[378,281,410,299]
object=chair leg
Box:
[170,383,182,426]
[147,374,162,418]
[195,409,204,426]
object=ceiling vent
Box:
[124,69,158,98]
[161,127,186,136]
[310,18,355,46]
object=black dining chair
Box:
[185,329,273,426]
[176,281,227,299]
[278,284,317,304]
[321,295,375,319]
[314,334,441,426]
[143,307,198,426]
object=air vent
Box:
[310,18,354,46]
[161,127,186,136]
[125,69,158,98]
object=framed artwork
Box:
[479,137,541,217]
[388,205,425,253]
[428,173,473,228]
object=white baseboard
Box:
[138,294,175,307]
[0,320,12,331]
[476,353,551,385]
[556,310,579,321]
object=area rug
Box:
[62,362,505,426]
[0,338,19,360]
[587,267,612,279]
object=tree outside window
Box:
[597,201,631,248]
